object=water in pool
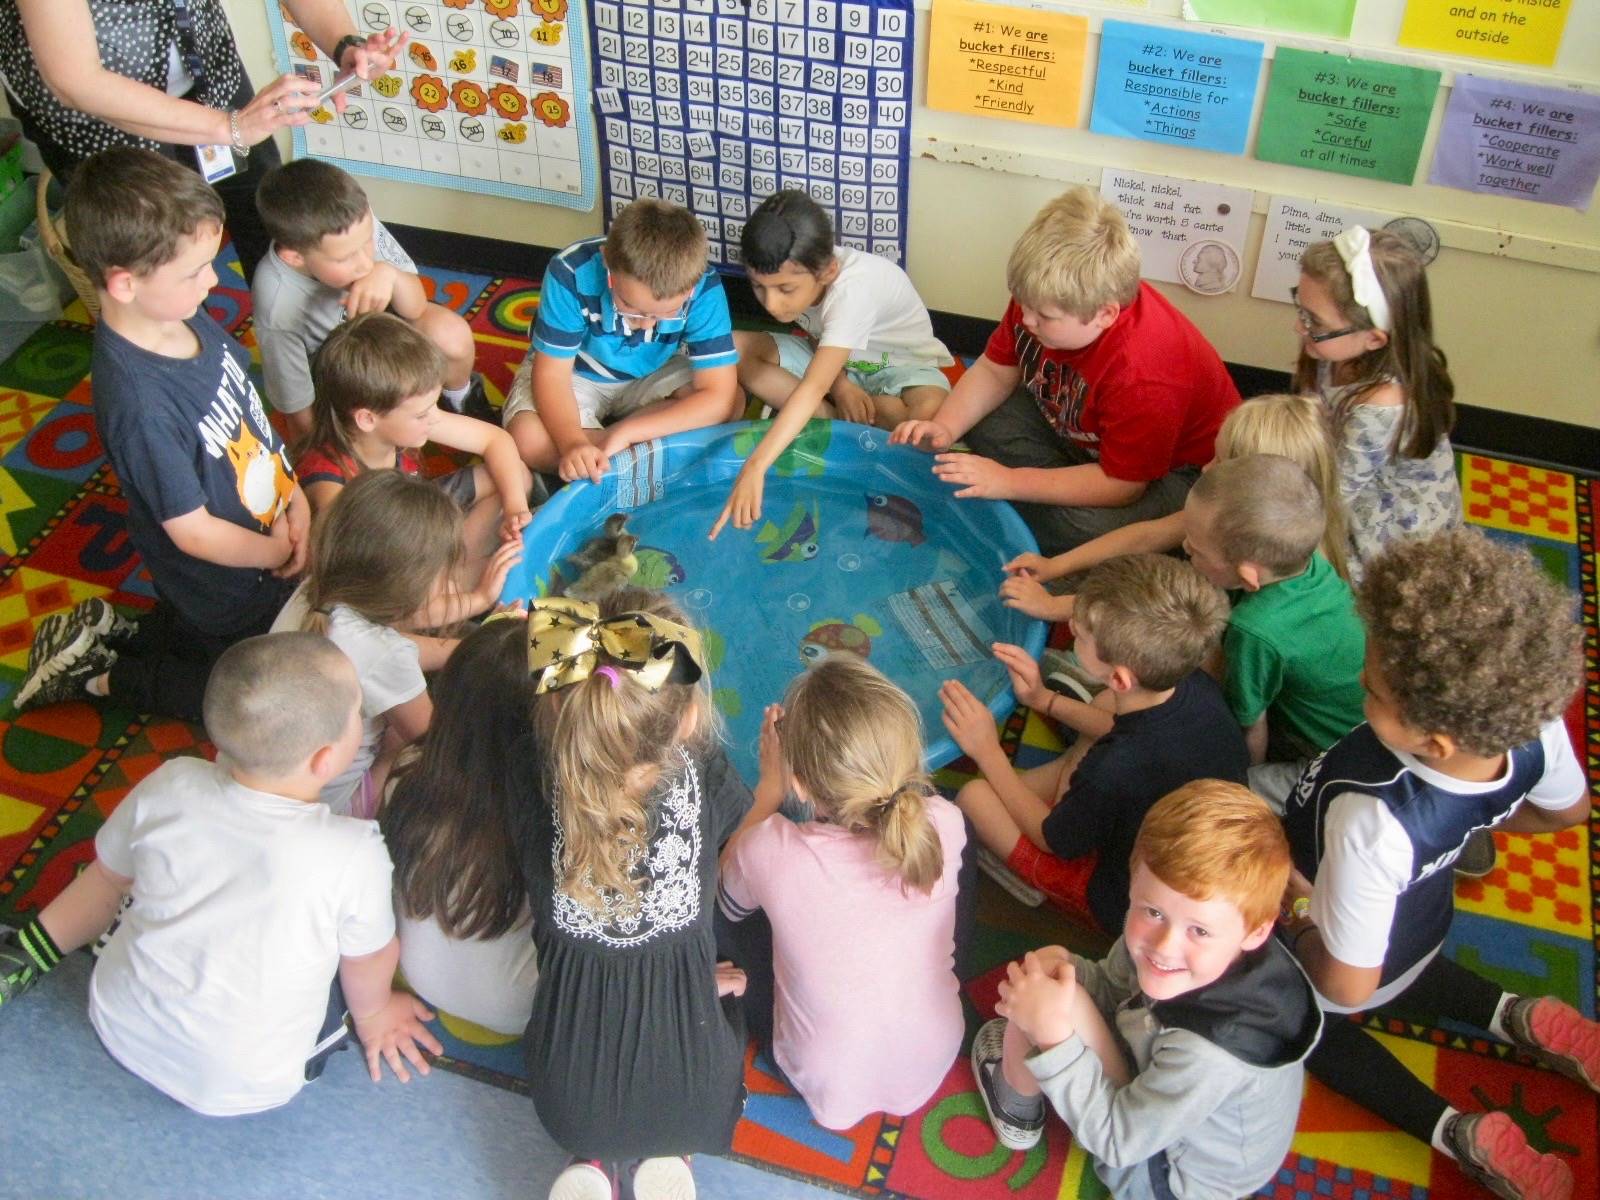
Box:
[503,422,1045,784]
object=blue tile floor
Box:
[1,950,836,1200]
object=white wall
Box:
[224,1,1600,431]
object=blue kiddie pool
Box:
[501,420,1047,783]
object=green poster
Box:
[1186,0,1356,38]
[1255,48,1441,185]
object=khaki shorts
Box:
[501,353,695,429]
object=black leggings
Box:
[1307,953,1505,1144]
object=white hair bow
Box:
[1332,226,1392,333]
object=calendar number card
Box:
[589,0,915,268]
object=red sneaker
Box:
[1443,1111,1572,1200]
[1504,996,1600,1091]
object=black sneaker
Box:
[456,372,499,424]
[1455,828,1498,878]
[1,925,58,1008]
[971,1017,1045,1151]
[13,638,116,713]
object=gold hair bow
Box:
[525,596,704,695]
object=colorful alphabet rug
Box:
[0,252,1594,1199]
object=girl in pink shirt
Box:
[718,656,967,1130]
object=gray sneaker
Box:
[1442,1110,1572,1200]
[1454,828,1498,878]
[1041,648,1104,701]
[976,845,1045,908]
[971,1018,1045,1151]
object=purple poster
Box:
[1431,75,1600,211]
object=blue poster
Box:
[1090,20,1264,155]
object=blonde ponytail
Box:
[782,657,944,894]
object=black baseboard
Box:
[391,224,1598,475]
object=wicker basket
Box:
[35,168,99,320]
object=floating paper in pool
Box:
[504,421,1046,781]
[888,580,993,669]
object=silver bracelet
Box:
[227,109,246,155]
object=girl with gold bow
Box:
[511,589,754,1198]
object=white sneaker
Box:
[630,1156,696,1200]
[976,845,1045,907]
[971,1018,1045,1151]
[548,1159,616,1200]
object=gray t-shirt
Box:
[251,219,416,415]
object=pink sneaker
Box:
[1504,996,1600,1091]
[1443,1111,1572,1200]
[549,1159,617,1200]
[628,1156,695,1200]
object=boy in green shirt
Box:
[1181,455,1365,803]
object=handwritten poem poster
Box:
[1182,0,1355,39]
[1251,195,1392,302]
[1256,49,1441,185]
[927,0,1088,128]
[1431,76,1600,210]
[1090,20,1263,154]
[1102,170,1253,292]
[1399,0,1571,69]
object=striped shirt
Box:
[531,237,736,382]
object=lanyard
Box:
[170,0,208,90]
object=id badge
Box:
[195,143,239,183]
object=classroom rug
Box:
[0,250,1595,1200]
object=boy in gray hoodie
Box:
[972,780,1321,1200]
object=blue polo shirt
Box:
[531,237,737,383]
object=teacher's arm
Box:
[19,0,317,148]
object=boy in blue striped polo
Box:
[1280,528,1592,1200]
[502,199,741,485]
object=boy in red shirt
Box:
[891,188,1238,556]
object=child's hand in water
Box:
[470,539,524,614]
[997,950,1078,1051]
[710,465,764,539]
[932,452,1013,500]
[940,679,1002,765]
[889,419,954,452]
[998,572,1065,621]
[991,642,1048,711]
[715,961,748,998]
[1005,552,1062,583]
[353,992,444,1083]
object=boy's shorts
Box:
[501,355,694,429]
[772,333,951,398]
[1007,836,1100,930]
[433,465,480,509]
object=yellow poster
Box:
[1398,0,1570,68]
[926,0,1088,128]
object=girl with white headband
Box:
[1290,226,1460,584]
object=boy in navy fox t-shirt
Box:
[1281,528,1591,1200]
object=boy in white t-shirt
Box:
[712,189,954,538]
[0,633,442,1116]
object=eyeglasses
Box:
[608,273,690,325]
[1290,286,1363,343]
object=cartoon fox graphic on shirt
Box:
[222,420,295,527]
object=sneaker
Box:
[976,845,1045,908]
[14,628,116,713]
[457,372,499,424]
[1455,828,1498,878]
[549,1159,617,1200]
[1503,996,1600,1092]
[629,1156,696,1200]
[1443,1110,1572,1200]
[1040,648,1104,700]
[971,1017,1045,1151]
[0,929,45,1008]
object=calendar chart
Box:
[588,0,915,268]
[269,0,597,209]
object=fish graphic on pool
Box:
[756,499,821,564]
[629,545,686,588]
[865,492,926,545]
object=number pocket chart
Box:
[587,0,915,269]
[268,0,597,209]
